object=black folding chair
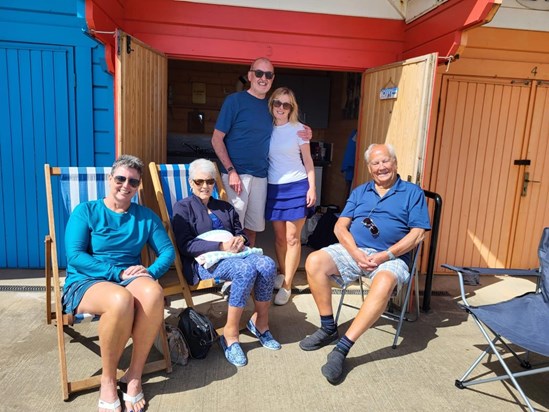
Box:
[442,227,549,412]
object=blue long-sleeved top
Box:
[172,194,247,285]
[64,199,175,292]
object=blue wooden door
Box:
[0,43,76,268]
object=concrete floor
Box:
[1,266,548,412]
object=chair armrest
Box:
[441,264,540,309]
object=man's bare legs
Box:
[301,249,398,383]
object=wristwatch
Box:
[386,249,396,260]
[227,166,235,173]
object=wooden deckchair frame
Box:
[44,164,171,401]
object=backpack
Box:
[154,323,190,366]
[177,307,218,359]
[307,206,339,250]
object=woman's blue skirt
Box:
[265,178,309,221]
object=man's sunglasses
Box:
[272,100,292,110]
[249,69,274,80]
[362,217,379,236]
[113,175,140,188]
[193,179,216,186]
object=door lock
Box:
[522,172,541,196]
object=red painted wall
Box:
[86,0,497,72]
[403,0,499,59]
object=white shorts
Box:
[222,173,267,232]
[323,243,410,291]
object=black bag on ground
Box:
[177,307,218,359]
[307,206,339,250]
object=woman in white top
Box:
[266,87,316,305]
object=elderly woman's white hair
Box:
[189,158,218,180]
[364,143,397,164]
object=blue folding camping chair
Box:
[44,164,171,400]
[442,227,549,412]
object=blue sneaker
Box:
[219,335,247,367]
[247,319,281,351]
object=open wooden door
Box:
[355,53,437,186]
[115,30,167,210]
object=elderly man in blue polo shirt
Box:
[299,143,431,384]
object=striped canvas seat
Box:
[44,164,171,400]
[60,166,138,213]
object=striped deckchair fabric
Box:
[59,167,138,214]
[43,164,171,400]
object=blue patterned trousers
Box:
[197,253,276,307]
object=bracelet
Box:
[386,249,396,260]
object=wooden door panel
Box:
[116,30,167,210]
[511,82,549,267]
[355,53,437,186]
[434,76,530,269]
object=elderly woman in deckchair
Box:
[172,158,280,368]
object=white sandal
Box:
[119,381,145,412]
[98,398,121,410]
[122,390,144,405]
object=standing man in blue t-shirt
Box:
[212,57,311,247]
[299,143,431,384]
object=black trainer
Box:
[299,328,339,351]
[321,348,346,384]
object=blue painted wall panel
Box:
[0,1,115,269]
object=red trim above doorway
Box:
[85,0,498,72]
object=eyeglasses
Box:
[362,217,379,235]
[113,175,140,188]
[249,69,274,80]
[272,100,292,110]
[193,179,216,186]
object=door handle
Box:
[522,172,541,196]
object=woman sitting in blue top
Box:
[172,158,280,368]
[63,155,175,412]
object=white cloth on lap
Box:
[195,229,263,268]
[196,247,264,269]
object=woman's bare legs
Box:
[273,218,305,289]
[273,220,287,276]
[78,282,134,412]
[120,277,165,412]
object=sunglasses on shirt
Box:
[362,217,379,236]
[249,69,274,80]
[193,179,216,186]
[113,175,141,188]
[272,100,293,110]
